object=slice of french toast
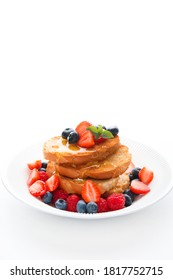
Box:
[43,135,120,166]
[47,145,131,179]
[53,173,130,195]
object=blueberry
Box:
[38,167,47,172]
[62,128,74,139]
[77,200,87,213]
[124,194,132,207]
[131,167,141,179]
[86,202,98,214]
[41,162,47,169]
[124,189,136,202]
[107,126,119,136]
[129,173,134,182]
[42,192,53,204]
[55,199,67,210]
[67,131,79,144]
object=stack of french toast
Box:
[43,122,131,196]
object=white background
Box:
[0,0,173,260]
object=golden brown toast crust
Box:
[43,135,120,166]
[57,173,130,195]
[47,145,131,179]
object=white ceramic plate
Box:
[1,139,173,219]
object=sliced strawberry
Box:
[76,121,92,136]
[27,168,40,187]
[45,174,59,192]
[76,121,95,148]
[139,167,154,184]
[130,179,150,194]
[27,160,42,170]
[81,180,101,203]
[77,130,95,148]
[29,180,47,197]
[125,162,135,174]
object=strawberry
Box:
[76,121,92,136]
[45,174,59,192]
[75,121,95,148]
[27,168,40,187]
[27,160,42,170]
[130,179,150,194]
[77,130,95,148]
[125,162,135,174]
[29,180,47,197]
[81,180,101,203]
[139,167,154,184]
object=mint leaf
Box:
[87,126,100,139]
[87,125,114,140]
[93,133,100,140]
[87,126,98,134]
[97,125,103,134]
[102,130,114,139]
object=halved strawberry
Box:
[29,180,47,197]
[77,130,95,148]
[139,167,154,184]
[76,121,92,136]
[130,179,150,194]
[27,168,40,186]
[81,180,101,203]
[45,174,59,192]
[27,160,42,170]
[125,162,135,174]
